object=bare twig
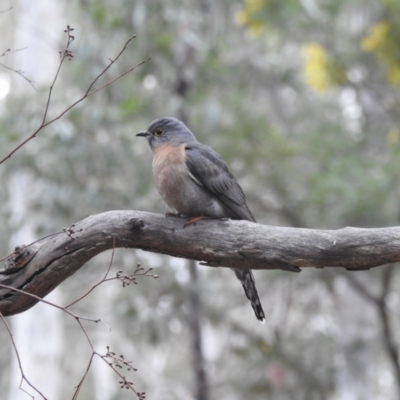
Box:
[1,240,147,399]
[100,348,145,398]
[71,347,145,400]
[0,47,28,57]
[38,56,149,124]
[86,57,150,97]
[0,312,49,399]
[65,239,158,309]
[71,352,95,400]
[0,28,149,165]
[0,47,35,89]
[68,242,146,398]
[83,34,136,96]
[0,62,36,89]
[0,230,63,264]
[0,284,101,324]
[0,223,85,269]
[65,238,117,308]
[39,25,75,128]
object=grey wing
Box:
[186,144,265,322]
[185,144,256,222]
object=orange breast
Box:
[152,144,188,209]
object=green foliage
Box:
[361,18,400,85]
[118,97,146,120]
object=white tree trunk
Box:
[7,171,64,400]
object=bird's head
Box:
[136,117,197,149]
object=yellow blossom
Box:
[302,43,334,93]
[361,20,400,86]
[259,342,271,353]
[244,0,265,13]
[236,0,266,37]
[236,10,250,25]
[361,21,390,52]
[386,129,400,145]
[247,20,264,36]
[386,64,400,85]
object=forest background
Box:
[1,0,400,399]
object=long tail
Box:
[233,269,265,322]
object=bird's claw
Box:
[165,212,182,218]
[183,215,208,228]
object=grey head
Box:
[136,117,198,149]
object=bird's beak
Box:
[136,131,149,137]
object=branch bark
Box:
[1,210,400,316]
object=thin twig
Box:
[40,25,75,127]
[0,312,49,400]
[0,47,28,57]
[0,250,147,399]
[71,348,145,399]
[0,284,99,397]
[71,353,95,400]
[0,230,63,264]
[65,238,116,309]
[1,293,99,400]
[84,34,137,96]
[0,284,100,324]
[0,46,34,89]
[98,347,144,398]
[65,240,158,308]
[86,58,150,98]
[0,62,36,89]
[0,29,149,165]
[37,57,149,129]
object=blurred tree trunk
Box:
[343,266,400,397]
[188,259,209,400]
[7,172,64,400]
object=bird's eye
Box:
[154,128,164,137]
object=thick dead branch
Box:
[1,210,400,316]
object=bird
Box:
[136,117,265,322]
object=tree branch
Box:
[1,210,400,316]
[0,28,149,165]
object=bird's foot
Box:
[184,215,209,228]
[165,212,183,218]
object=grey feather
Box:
[185,144,256,222]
